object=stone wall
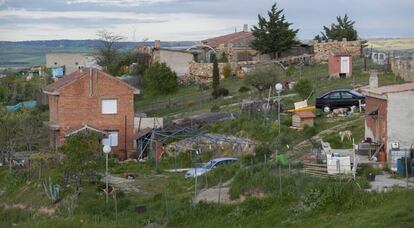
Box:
[390,57,414,82]
[188,61,243,83]
[313,40,363,62]
[188,54,313,83]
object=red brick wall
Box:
[365,96,388,151]
[48,95,59,123]
[328,54,339,76]
[52,70,135,159]
[328,54,352,77]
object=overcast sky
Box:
[0,0,413,41]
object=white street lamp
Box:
[275,83,283,135]
[103,145,111,204]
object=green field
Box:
[367,38,414,52]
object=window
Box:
[101,99,117,114]
[328,92,341,99]
[341,92,353,99]
[102,131,118,147]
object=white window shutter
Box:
[101,99,117,114]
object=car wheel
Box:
[323,106,330,113]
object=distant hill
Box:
[0,40,197,69]
[366,38,414,54]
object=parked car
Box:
[315,89,365,110]
[185,157,239,179]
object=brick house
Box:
[43,68,139,159]
[361,83,414,166]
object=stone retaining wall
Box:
[390,57,414,82]
[313,39,362,62]
[188,54,313,83]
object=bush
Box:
[303,125,317,138]
[143,62,178,95]
[212,87,229,99]
[198,83,209,91]
[210,105,220,112]
[238,86,251,93]
[223,63,232,79]
[294,79,313,100]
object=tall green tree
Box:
[314,14,358,41]
[143,62,178,95]
[251,3,299,59]
[212,58,220,90]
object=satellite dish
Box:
[103,145,111,154]
[275,83,283,92]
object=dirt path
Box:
[106,175,146,193]
[195,179,243,204]
[0,203,56,216]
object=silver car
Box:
[185,157,239,179]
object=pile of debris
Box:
[166,133,257,156]
[326,106,359,118]
[168,112,236,130]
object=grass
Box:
[135,57,406,120]
[2,155,414,228]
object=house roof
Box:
[202,31,253,48]
[43,70,81,94]
[65,124,108,138]
[43,68,140,95]
[362,83,414,95]
[295,110,316,119]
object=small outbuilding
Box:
[292,111,316,129]
[361,82,414,170]
[328,51,352,78]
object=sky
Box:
[0,0,413,41]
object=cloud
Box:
[66,0,178,7]
[0,0,413,41]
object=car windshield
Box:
[202,161,216,169]
[350,90,364,97]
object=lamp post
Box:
[275,83,283,135]
[103,145,111,204]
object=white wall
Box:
[387,91,414,152]
[134,117,163,131]
[160,50,193,76]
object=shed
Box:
[360,82,414,168]
[292,111,316,129]
[328,51,352,78]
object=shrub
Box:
[294,79,313,100]
[210,105,220,112]
[303,125,317,138]
[212,87,229,99]
[223,63,232,79]
[198,83,209,91]
[143,62,178,95]
[238,86,251,93]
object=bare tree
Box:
[0,112,20,173]
[18,112,48,153]
[95,30,125,75]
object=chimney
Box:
[154,40,161,49]
[243,24,248,32]
[369,70,378,89]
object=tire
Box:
[323,106,330,113]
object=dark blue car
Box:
[316,89,365,110]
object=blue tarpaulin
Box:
[5,100,37,112]
[52,67,64,78]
